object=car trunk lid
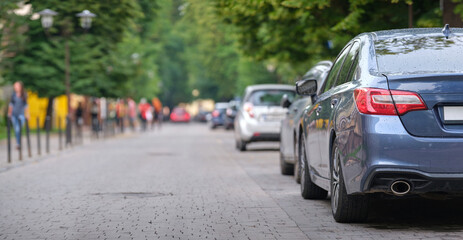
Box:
[386,74,463,137]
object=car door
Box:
[308,43,353,178]
[318,41,360,178]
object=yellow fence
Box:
[27,91,68,129]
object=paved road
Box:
[1,124,463,239]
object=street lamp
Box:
[38,9,57,29]
[38,9,96,145]
[76,10,96,30]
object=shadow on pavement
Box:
[366,197,463,231]
[245,148,280,152]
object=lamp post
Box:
[38,9,96,145]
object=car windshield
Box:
[375,35,463,75]
[249,89,295,106]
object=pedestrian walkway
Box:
[0,126,134,171]
[0,123,308,240]
[1,123,463,240]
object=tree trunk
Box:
[442,0,463,27]
[44,96,54,129]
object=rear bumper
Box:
[341,114,463,194]
[238,117,281,142]
[250,133,280,142]
[364,168,463,194]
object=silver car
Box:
[235,84,295,151]
[279,61,333,181]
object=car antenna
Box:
[442,24,451,39]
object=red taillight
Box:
[243,102,254,118]
[212,110,220,118]
[354,88,426,116]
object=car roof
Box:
[245,84,295,93]
[215,102,229,109]
[369,27,463,41]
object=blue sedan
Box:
[296,27,463,223]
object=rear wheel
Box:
[300,134,328,199]
[236,139,246,151]
[331,141,370,223]
[280,152,294,175]
[294,137,301,183]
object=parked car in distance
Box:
[170,107,190,123]
[194,110,211,122]
[279,61,332,182]
[297,27,463,223]
[224,100,240,130]
[210,102,229,129]
[235,84,295,151]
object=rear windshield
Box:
[248,90,295,106]
[173,108,186,114]
[375,35,463,75]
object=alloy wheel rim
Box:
[331,147,340,213]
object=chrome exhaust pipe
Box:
[390,180,411,196]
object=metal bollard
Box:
[66,116,72,146]
[37,117,41,155]
[58,117,62,150]
[25,119,31,158]
[46,116,50,154]
[18,117,22,161]
[7,117,11,163]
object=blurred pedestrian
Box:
[75,102,84,125]
[138,98,151,131]
[127,97,137,131]
[91,99,99,137]
[74,102,84,142]
[152,97,163,129]
[116,99,125,132]
[100,97,107,132]
[8,81,29,150]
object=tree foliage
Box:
[216,0,443,81]
[3,0,462,107]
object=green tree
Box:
[215,0,443,81]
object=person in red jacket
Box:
[138,98,152,131]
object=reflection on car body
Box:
[279,61,332,182]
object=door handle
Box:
[331,99,339,108]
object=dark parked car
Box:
[279,61,332,181]
[297,27,463,223]
[194,110,211,123]
[210,102,229,129]
[224,100,240,130]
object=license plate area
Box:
[261,114,283,122]
[443,106,463,124]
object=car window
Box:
[249,90,295,106]
[335,41,360,87]
[375,35,463,75]
[322,43,352,93]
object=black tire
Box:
[280,152,294,175]
[300,134,328,199]
[237,139,246,151]
[211,124,217,130]
[294,138,301,183]
[330,141,370,223]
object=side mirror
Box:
[280,94,292,108]
[296,79,317,96]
